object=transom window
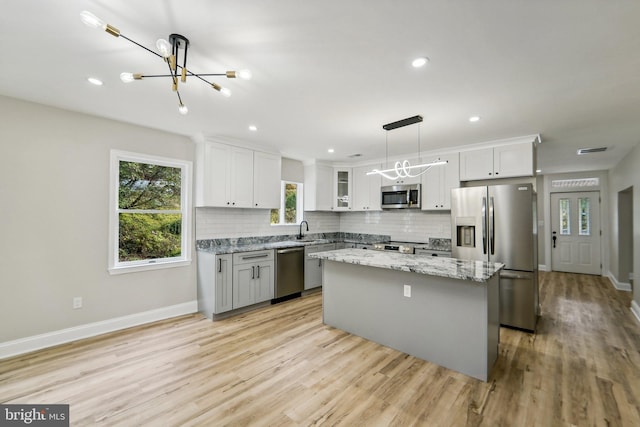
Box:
[109,150,192,273]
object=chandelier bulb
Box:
[120,72,134,83]
[156,39,171,58]
[220,87,232,97]
[237,69,252,80]
[80,11,105,30]
[178,104,188,115]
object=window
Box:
[559,198,570,235]
[109,150,192,273]
[270,181,303,225]
[579,197,591,236]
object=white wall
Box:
[0,96,196,345]
[608,141,640,312]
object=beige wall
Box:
[0,95,196,343]
[608,141,640,308]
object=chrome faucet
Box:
[297,220,309,239]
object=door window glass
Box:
[579,197,591,236]
[559,198,570,235]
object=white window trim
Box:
[109,150,192,274]
[271,181,304,226]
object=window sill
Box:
[108,259,192,275]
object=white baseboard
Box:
[538,264,548,272]
[0,300,198,360]
[632,301,640,325]
[607,271,632,292]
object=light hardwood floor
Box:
[1,272,639,426]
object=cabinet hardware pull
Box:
[318,259,321,267]
[242,254,269,260]
[251,266,255,279]
[218,258,222,273]
[256,265,260,278]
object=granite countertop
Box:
[308,249,503,283]
[196,233,390,255]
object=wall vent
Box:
[551,178,600,188]
[577,147,607,155]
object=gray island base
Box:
[309,249,503,381]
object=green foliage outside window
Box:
[118,161,182,262]
[271,182,301,225]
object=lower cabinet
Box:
[304,243,336,290]
[197,252,233,317]
[232,250,274,309]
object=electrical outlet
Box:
[73,297,83,309]
[403,284,411,298]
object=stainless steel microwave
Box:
[381,184,421,209]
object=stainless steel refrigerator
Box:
[451,184,539,331]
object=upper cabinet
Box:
[459,141,534,181]
[421,153,460,210]
[304,163,333,211]
[253,151,281,208]
[352,164,381,211]
[333,168,352,211]
[381,158,422,185]
[195,141,281,208]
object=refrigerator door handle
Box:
[489,196,495,255]
[482,197,487,254]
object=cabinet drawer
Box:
[233,250,274,265]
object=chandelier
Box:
[80,11,251,115]
[367,115,447,180]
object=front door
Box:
[550,191,601,275]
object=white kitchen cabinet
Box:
[352,164,382,211]
[459,142,534,181]
[333,168,352,211]
[421,153,460,210]
[381,158,422,185]
[304,243,336,289]
[232,250,274,309]
[195,141,281,208]
[253,151,281,209]
[197,252,233,317]
[304,163,333,211]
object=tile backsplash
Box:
[196,207,451,242]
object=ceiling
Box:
[2,0,640,174]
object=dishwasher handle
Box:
[277,247,304,254]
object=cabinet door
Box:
[232,263,255,309]
[229,147,254,207]
[333,168,352,210]
[207,143,232,206]
[459,148,494,181]
[304,257,322,290]
[422,153,460,210]
[352,165,381,211]
[254,262,274,303]
[214,254,233,313]
[253,152,281,209]
[493,143,533,178]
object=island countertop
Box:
[308,248,503,282]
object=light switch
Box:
[403,284,411,298]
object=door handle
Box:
[552,231,557,249]
[481,197,487,255]
[489,197,495,255]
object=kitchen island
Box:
[308,249,503,381]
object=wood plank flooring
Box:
[1,272,639,426]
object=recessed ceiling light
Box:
[411,57,429,68]
[469,116,480,122]
[87,77,103,86]
[248,125,257,131]
[328,148,335,153]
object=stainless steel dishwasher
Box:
[275,247,305,299]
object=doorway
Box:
[618,187,634,290]
[550,191,601,275]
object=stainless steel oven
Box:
[381,184,421,209]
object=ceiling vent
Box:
[577,147,607,155]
